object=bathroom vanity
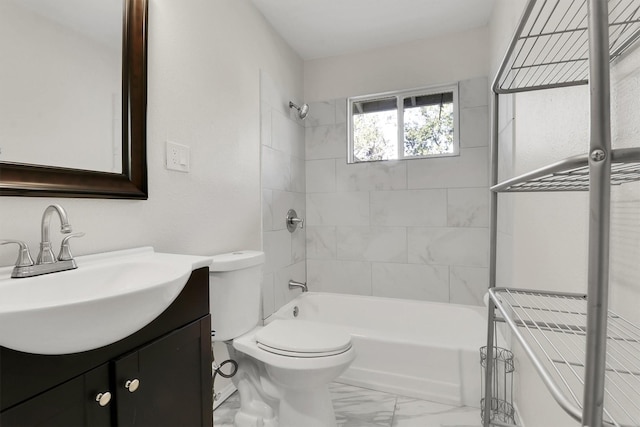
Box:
[0,267,213,426]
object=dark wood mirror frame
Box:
[0,0,148,199]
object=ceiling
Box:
[250,0,496,60]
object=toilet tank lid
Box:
[209,250,265,272]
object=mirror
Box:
[0,0,147,199]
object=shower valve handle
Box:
[286,209,304,232]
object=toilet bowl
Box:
[208,251,355,427]
[232,320,355,427]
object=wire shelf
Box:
[491,148,640,192]
[489,288,640,426]
[494,0,640,94]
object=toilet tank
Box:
[209,250,265,342]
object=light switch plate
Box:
[166,141,190,172]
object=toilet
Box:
[209,251,355,427]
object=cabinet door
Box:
[114,316,213,427]
[0,363,112,427]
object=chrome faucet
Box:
[288,280,308,292]
[1,204,84,278]
[37,204,73,264]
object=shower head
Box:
[289,101,309,120]
[299,103,309,119]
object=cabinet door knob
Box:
[125,378,140,392]
[95,391,112,407]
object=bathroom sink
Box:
[0,247,212,355]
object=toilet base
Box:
[230,349,279,427]
[226,328,355,427]
[233,378,278,427]
[234,411,278,427]
[278,386,337,427]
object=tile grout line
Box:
[390,395,399,427]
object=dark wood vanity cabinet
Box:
[0,267,213,427]
[113,318,211,427]
[0,363,112,426]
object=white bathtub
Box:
[270,292,487,408]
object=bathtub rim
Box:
[270,291,487,320]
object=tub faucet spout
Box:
[288,280,308,292]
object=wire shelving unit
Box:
[494,0,640,95]
[485,1,640,426]
[491,148,640,192]
[490,288,640,426]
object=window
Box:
[347,84,459,163]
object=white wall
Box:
[489,0,524,291]
[304,27,490,102]
[609,45,640,328]
[510,85,590,427]
[0,0,302,266]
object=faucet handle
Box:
[57,232,85,261]
[0,240,35,267]
[286,209,304,232]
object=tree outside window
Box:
[348,85,458,163]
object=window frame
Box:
[347,83,460,164]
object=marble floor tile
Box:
[330,383,396,426]
[214,392,240,427]
[391,396,481,427]
[213,382,482,427]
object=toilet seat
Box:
[255,320,351,358]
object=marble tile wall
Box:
[305,77,490,305]
[260,70,307,318]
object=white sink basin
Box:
[0,247,212,355]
